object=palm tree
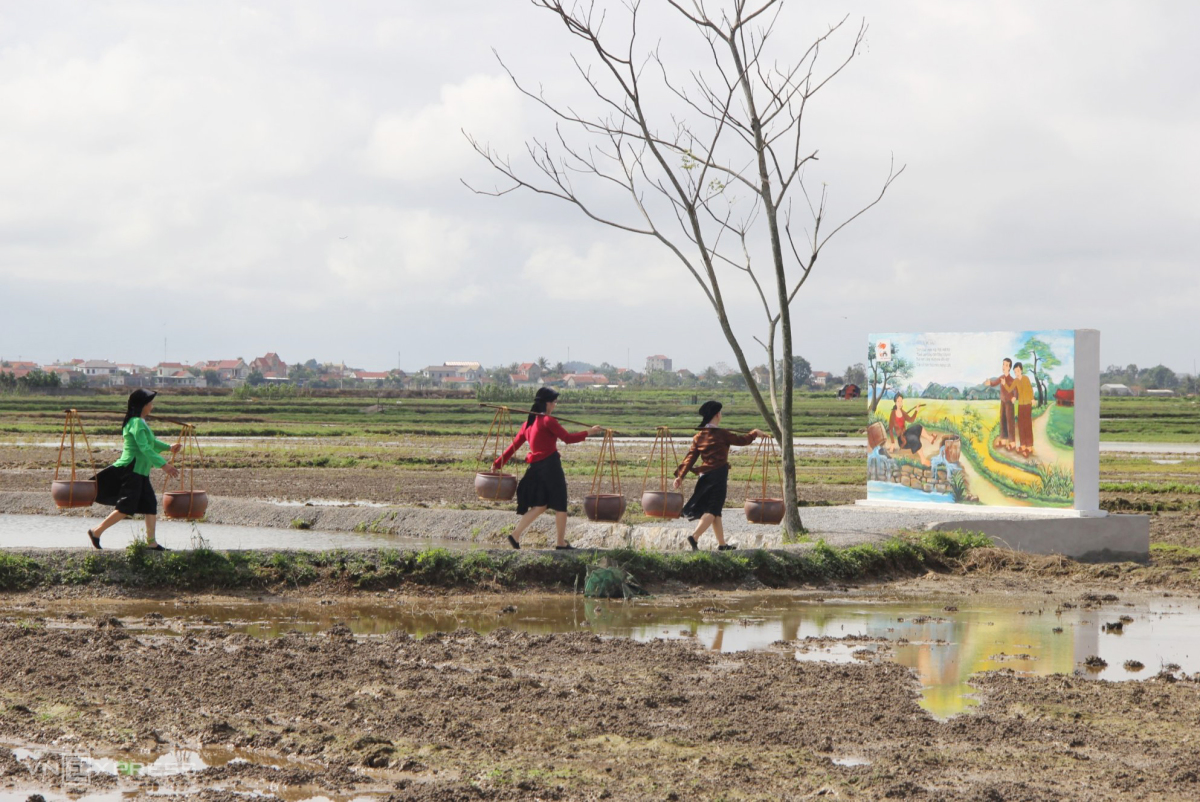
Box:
[537,356,549,371]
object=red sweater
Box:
[495,416,589,467]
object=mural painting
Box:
[866,331,1077,508]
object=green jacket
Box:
[113,417,172,476]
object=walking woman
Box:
[672,401,763,551]
[493,387,600,549]
[88,389,179,550]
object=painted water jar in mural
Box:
[867,421,887,449]
[943,435,961,463]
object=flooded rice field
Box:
[6,590,1197,720]
[1,583,1198,799]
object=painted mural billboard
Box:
[866,331,1077,508]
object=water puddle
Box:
[8,591,1198,719]
[1,743,386,802]
[0,513,468,551]
[265,498,391,508]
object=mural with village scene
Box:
[867,331,1077,508]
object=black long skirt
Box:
[93,464,158,516]
[681,466,729,520]
[899,424,924,454]
[515,453,569,514]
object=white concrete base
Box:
[855,499,1107,519]
[929,515,1149,563]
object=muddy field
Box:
[5,430,1200,799]
[1,589,1198,801]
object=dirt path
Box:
[957,450,1024,506]
[1032,404,1074,471]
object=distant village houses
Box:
[645,354,672,373]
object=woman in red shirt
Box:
[493,387,600,549]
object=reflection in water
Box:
[7,592,1198,719]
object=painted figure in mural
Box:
[888,394,927,454]
[1011,362,1035,457]
[984,357,1017,451]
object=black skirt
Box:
[899,424,924,454]
[93,464,158,516]
[682,466,729,520]
[515,453,569,514]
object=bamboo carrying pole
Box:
[478,403,608,432]
[61,408,193,427]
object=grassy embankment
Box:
[0,531,990,592]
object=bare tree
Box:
[465,0,902,534]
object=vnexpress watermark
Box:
[12,747,205,785]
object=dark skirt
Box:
[899,424,924,454]
[93,464,158,516]
[516,453,569,514]
[682,466,729,520]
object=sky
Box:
[1,1,1198,375]
[873,330,1076,389]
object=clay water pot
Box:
[744,498,785,525]
[163,490,209,521]
[584,493,627,522]
[867,421,887,449]
[51,480,97,509]
[943,436,961,463]
[475,472,517,502]
[640,490,683,519]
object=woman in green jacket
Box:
[89,389,180,550]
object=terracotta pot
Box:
[584,493,627,522]
[867,421,887,449]
[163,490,209,521]
[943,436,961,463]
[475,472,517,502]
[51,480,97,509]
[640,490,683,519]
[744,498,785,525]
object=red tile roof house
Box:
[250,352,289,379]
[44,366,84,383]
[564,372,608,388]
[1,361,39,379]
[354,371,391,383]
[197,359,250,384]
[811,371,832,387]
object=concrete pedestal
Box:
[929,514,1149,563]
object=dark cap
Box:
[534,387,560,404]
[128,388,158,406]
[698,400,723,427]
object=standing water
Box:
[9,591,1197,719]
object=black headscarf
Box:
[698,400,723,428]
[122,389,158,430]
[527,386,560,427]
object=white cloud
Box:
[363,74,524,183]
